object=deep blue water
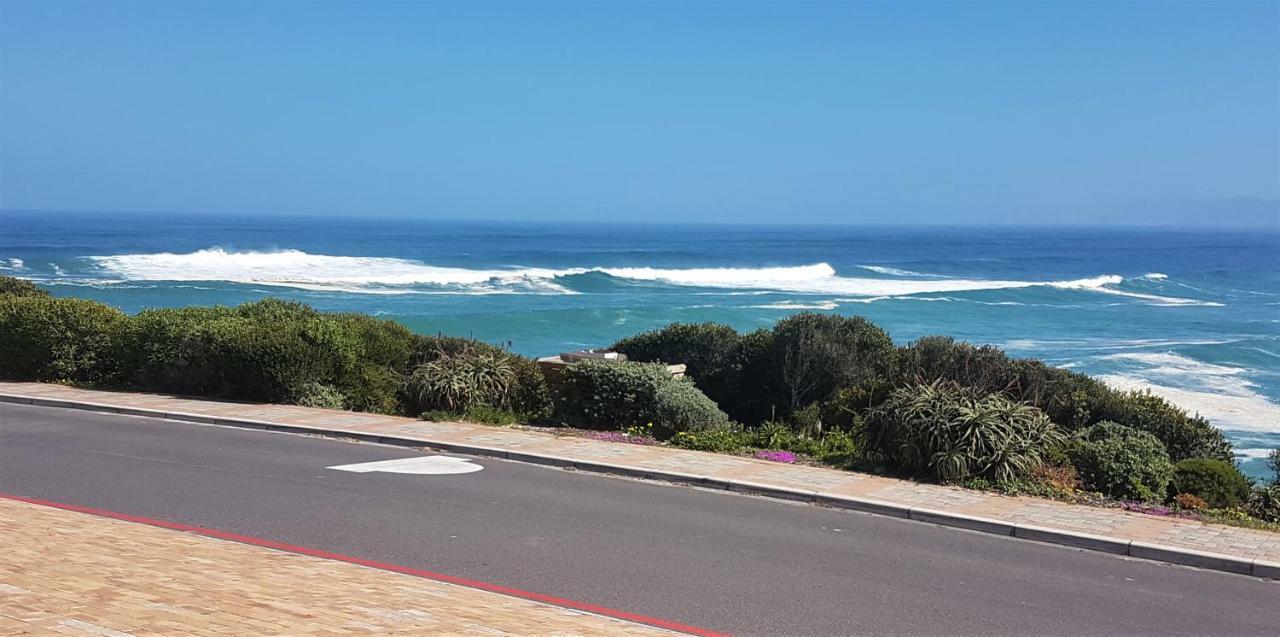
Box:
[3,211,1278,478]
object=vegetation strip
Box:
[2,389,1276,580]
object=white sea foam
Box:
[1235,448,1277,460]
[1139,272,1168,280]
[856,265,939,277]
[84,247,1220,304]
[50,264,67,276]
[0,258,24,271]
[1096,351,1280,432]
[747,300,841,310]
[88,248,577,295]
[1099,374,1280,433]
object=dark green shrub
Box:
[121,300,413,411]
[1267,449,1280,485]
[409,334,551,420]
[293,382,347,410]
[1169,458,1252,508]
[863,382,1064,482]
[0,276,50,298]
[406,346,516,411]
[556,359,728,436]
[1246,485,1280,522]
[0,296,128,384]
[769,313,894,413]
[1070,421,1173,501]
[613,323,776,424]
[1094,390,1232,463]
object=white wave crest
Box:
[88,248,577,295]
[746,300,841,310]
[1139,272,1168,280]
[857,265,937,277]
[1235,448,1278,460]
[83,247,1222,304]
[0,258,24,271]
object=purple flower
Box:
[754,450,797,463]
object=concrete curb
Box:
[3,391,1277,581]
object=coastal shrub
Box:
[653,376,731,437]
[1168,458,1252,508]
[768,313,894,414]
[1246,485,1280,523]
[0,275,50,298]
[120,300,413,411]
[1070,422,1173,501]
[862,382,1064,482]
[406,345,516,412]
[293,382,347,410]
[1094,390,1232,463]
[0,296,128,384]
[410,334,551,420]
[816,383,887,432]
[1268,449,1280,485]
[613,323,776,424]
[556,359,728,435]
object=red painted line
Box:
[0,492,726,637]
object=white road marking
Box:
[327,455,484,475]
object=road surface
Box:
[1,402,1276,635]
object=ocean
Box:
[3,211,1277,479]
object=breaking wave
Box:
[82,247,1215,304]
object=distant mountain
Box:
[1106,196,1279,229]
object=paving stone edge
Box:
[3,391,1274,580]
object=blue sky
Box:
[1,1,1276,225]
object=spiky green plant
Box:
[863,381,1065,482]
[406,346,516,412]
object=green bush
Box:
[410,335,551,420]
[1168,458,1252,508]
[1070,421,1174,501]
[669,424,751,453]
[1094,390,1231,463]
[555,359,728,436]
[863,382,1064,482]
[1246,485,1280,523]
[768,313,894,414]
[118,300,413,411]
[293,382,347,410]
[0,275,50,298]
[0,296,128,384]
[653,376,731,437]
[613,323,776,424]
[1268,449,1280,485]
[406,345,516,412]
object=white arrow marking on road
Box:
[327,455,484,475]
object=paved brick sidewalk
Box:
[3,382,1278,577]
[0,497,680,636]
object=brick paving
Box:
[0,498,678,636]
[3,382,1278,568]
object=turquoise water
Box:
[3,211,1277,478]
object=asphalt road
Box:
[2,402,1277,636]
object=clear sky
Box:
[1,0,1276,225]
